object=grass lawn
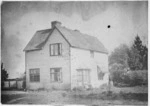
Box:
[1,86,148,105]
[1,94,27,104]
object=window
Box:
[90,51,94,58]
[50,43,62,56]
[50,68,62,82]
[97,66,105,80]
[77,69,90,86]
[29,68,40,82]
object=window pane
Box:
[54,73,58,81]
[51,73,54,82]
[50,45,54,55]
[77,70,83,82]
[77,69,90,85]
[77,70,82,76]
[55,44,58,55]
[35,69,39,74]
[78,75,82,82]
[58,44,62,55]
[90,51,94,57]
[51,69,54,73]
[55,69,60,73]
[97,66,104,80]
[29,69,40,82]
[50,68,61,82]
[83,70,89,83]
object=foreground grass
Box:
[72,91,148,101]
[1,88,148,105]
[1,94,27,104]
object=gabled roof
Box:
[24,24,108,54]
[24,29,53,51]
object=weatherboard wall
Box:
[70,47,109,89]
[25,29,71,90]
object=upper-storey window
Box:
[50,43,62,56]
[90,51,94,58]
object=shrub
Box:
[72,86,85,91]
[111,70,124,84]
[51,86,57,90]
[112,70,148,87]
[37,87,45,91]
[62,92,67,97]
[127,71,147,86]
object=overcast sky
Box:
[1,1,148,78]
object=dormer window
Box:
[50,43,62,56]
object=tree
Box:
[142,45,148,70]
[139,44,148,70]
[133,35,143,54]
[128,47,143,70]
[109,35,148,86]
[128,35,148,70]
[109,44,130,69]
[1,63,9,88]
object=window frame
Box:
[90,51,94,58]
[97,66,105,80]
[50,68,62,83]
[49,43,62,56]
[76,69,91,85]
[29,68,40,83]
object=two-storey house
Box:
[24,21,108,90]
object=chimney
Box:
[51,21,61,28]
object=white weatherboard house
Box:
[24,21,109,90]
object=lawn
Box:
[1,86,148,105]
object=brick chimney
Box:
[51,21,61,28]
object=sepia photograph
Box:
[1,1,148,105]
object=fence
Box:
[2,78,25,90]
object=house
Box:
[23,21,109,90]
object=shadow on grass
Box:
[1,94,26,104]
[120,93,148,101]
[72,91,148,102]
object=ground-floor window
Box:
[97,66,105,80]
[77,69,90,86]
[50,68,62,82]
[29,68,40,82]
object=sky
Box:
[1,1,148,78]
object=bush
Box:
[112,70,148,87]
[126,71,147,86]
[37,87,45,91]
[62,92,67,97]
[111,70,124,84]
[72,86,85,91]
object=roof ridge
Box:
[58,25,95,38]
[37,28,52,32]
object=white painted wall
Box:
[25,28,108,90]
[70,47,109,89]
[25,29,71,90]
